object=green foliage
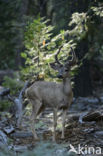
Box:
[0,0,22,69]
[69,12,88,40]
[86,3,103,62]
[0,100,12,111]
[21,17,77,81]
[0,72,24,110]
[2,73,24,95]
[35,120,47,129]
[91,5,103,17]
[68,2,103,67]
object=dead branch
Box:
[14,81,29,127]
[7,81,29,127]
[10,132,33,138]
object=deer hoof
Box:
[33,136,39,141]
[32,134,39,141]
[61,135,65,139]
[52,137,56,142]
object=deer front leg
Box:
[31,99,42,140]
[31,110,38,140]
[53,108,57,141]
[61,109,67,139]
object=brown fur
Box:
[25,47,76,141]
[25,74,73,141]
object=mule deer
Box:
[25,47,77,141]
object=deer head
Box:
[50,46,77,79]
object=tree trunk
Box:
[15,0,29,68]
[73,40,92,97]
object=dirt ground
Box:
[0,95,103,156]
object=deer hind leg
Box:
[61,109,67,139]
[53,108,57,141]
[30,99,42,140]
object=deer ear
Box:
[50,63,60,70]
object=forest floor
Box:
[0,90,103,156]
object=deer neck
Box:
[62,76,72,95]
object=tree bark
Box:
[73,39,92,97]
[15,0,29,68]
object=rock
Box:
[68,112,83,122]
[94,131,103,137]
[76,97,98,105]
[0,130,8,145]
[79,112,88,123]
[55,148,67,156]
[3,125,15,134]
[10,132,33,138]
[67,151,77,156]
[71,97,99,111]
[13,145,28,152]
[83,128,95,134]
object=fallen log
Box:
[10,132,33,138]
[82,110,103,122]
[8,81,29,127]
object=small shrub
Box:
[2,73,24,95]
[0,100,12,111]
